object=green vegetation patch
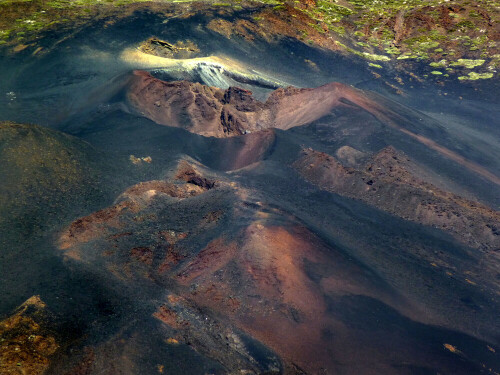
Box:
[458,72,494,80]
[430,59,447,68]
[450,58,486,68]
[362,52,390,61]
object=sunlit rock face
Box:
[126,69,386,137]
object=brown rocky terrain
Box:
[58,171,214,257]
[0,296,58,375]
[294,146,500,252]
[138,37,201,60]
[172,222,414,374]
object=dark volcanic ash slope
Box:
[4,95,498,374]
[0,121,105,235]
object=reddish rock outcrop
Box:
[175,160,216,189]
[127,70,368,138]
[57,161,423,374]
[294,146,500,251]
[175,224,360,374]
[58,177,211,255]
